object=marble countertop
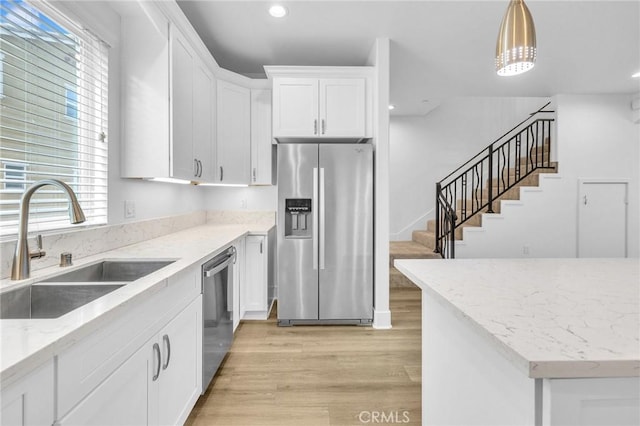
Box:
[395,258,640,379]
[0,223,273,387]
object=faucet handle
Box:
[29,234,46,260]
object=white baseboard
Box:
[390,208,434,241]
[373,309,392,329]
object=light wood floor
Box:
[185,287,422,426]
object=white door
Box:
[169,27,195,180]
[578,181,628,258]
[272,78,318,137]
[193,62,214,182]
[59,345,150,426]
[243,235,267,314]
[250,89,273,185]
[156,297,202,426]
[216,80,250,184]
[319,78,365,137]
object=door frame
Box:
[576,178,629,258]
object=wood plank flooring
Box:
[185,287,422,426]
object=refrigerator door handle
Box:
[313,167,319,270]
[319,167,325,270]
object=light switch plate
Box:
[124,200,136,218]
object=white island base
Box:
[396,258,640,426]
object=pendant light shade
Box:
[495,0,537,76]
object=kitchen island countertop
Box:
[395,258,640,379]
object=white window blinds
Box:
[0,0,108,237]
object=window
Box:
[65,85,78,119]
[0,0,108,237]
[3,162,26,190]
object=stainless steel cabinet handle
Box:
[220,166,224,181]
[152,343,161,381]
[259,241,263,254]
[321,119,326,135]
[313,119,318,135]
[312,167,318,270]
[162,334,171,370]
[319,167,325,270]
[252,168,256,182]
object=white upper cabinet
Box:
[269,69,370,142]
[216,80,251,185]
[169,27,195,180]
[251,88,275,185]
[319,79,366,137]
[193,62,215,182]
[170,25,215,183]
[120,4,215,183]
[272,78,319,138]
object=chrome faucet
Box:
[11,179,86,280]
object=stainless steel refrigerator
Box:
[277,143,373,325]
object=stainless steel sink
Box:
[1,260,175,319]
[41,260,175,283]
[0,283,125,319]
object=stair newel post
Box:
[487,143,495,214]
[434,182,441,254]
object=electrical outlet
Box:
[124,200,136,219]
[522,245,530,256]
[240,199,247,209]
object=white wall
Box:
[202,185,277,211]
[455,94,639,259]
[389,97,548,240]
[555,94,639,257]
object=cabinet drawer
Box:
[57,267,199,417]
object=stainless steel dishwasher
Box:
[201,246,236,391]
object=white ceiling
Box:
[177,0,640,116]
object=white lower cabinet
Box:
[0,360,54,426]
[58,343,150,425]
[154,296,202,425]
[242,230,275,320]
[59,296,202,426]
[233,238,245,331]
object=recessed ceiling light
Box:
[269,5,288,18]
[632,71,640,78]
[388,104,395,110]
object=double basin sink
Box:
[0,260,174,320]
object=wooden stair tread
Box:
[389,241,440,263]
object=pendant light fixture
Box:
[495,0,537,76]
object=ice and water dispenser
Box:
[284,199,312,238]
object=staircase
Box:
[390,104,556,287]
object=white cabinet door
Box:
[59,345,150,426]
[272,77,366,139]
[120,7,170,179]
[243,235,269,319]
[272,78,318,138]
[217,80,250,184]
[250,88,273,185]
[169,26,195,180]
[234,238,246,330]
[1,360,54,426]
[193,62,215,182]
[319,78,366,137]
[155,296,202,426]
